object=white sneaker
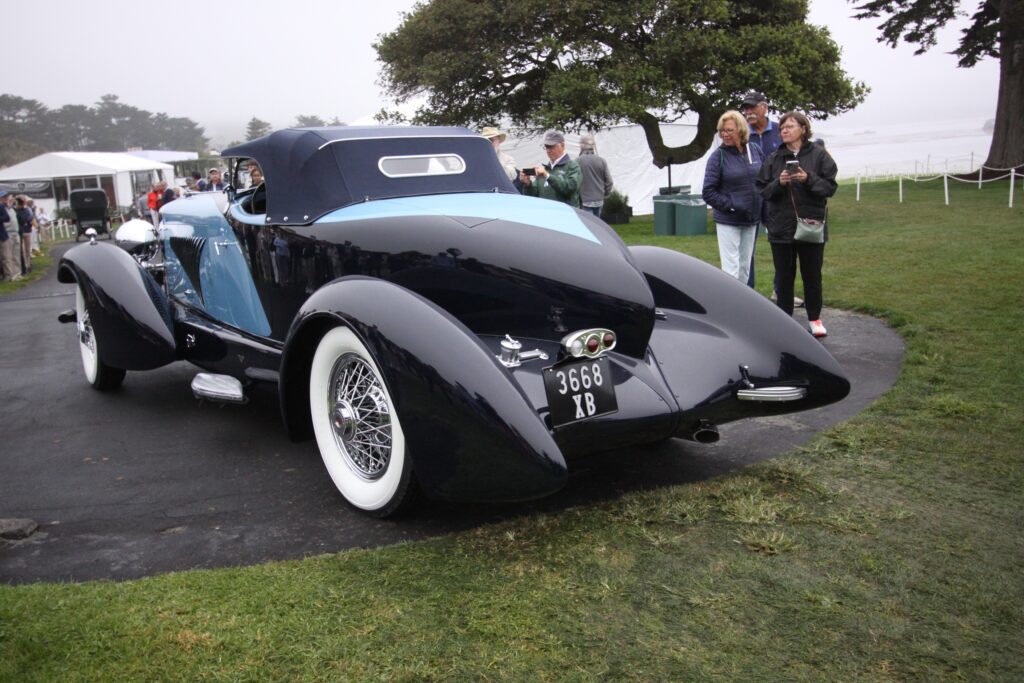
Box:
[809,320,827,338]
[794,296,805,307]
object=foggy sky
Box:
[1,0,999,146]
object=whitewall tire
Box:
[75,284,125,391]
[309,326,412,516]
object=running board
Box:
[191,373,247,404]
[736,386,807,402]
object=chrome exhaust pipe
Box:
[679,419,720,444]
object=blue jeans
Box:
[583,205,602,216]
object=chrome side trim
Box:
[736,386,807,402]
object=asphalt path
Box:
[0,244,903,583]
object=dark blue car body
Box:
[58,126,850,515]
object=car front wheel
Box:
[75,284,126,390]
[309,326,414,516]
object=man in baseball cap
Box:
[519,130,582,207]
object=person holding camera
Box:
[702,110,763,284]
[519,130,582,208]
[756,111,838,338]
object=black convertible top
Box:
[222,126,517,225]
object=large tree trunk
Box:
[984,0,1024,170]
[635,109,719,169]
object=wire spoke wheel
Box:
[309,326,412,516]
[329,354,393,479]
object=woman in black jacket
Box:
[756,112,837,338]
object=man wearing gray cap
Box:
[519,130,582,208]
[577,134,614,217]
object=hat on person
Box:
[0,190,7,198]
[480,126,507,143]
[579,134,596,151]
[741,90,768,106]
[543,130,565,146]
[208,167,221,173]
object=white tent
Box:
[0,152,174,215]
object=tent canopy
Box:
[0,152,172,181]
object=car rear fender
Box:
[629,246,850,427]
[58,242,176,370]
[280,276,568,503]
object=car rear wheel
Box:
[75,284,126,391]
[309,326,414,517]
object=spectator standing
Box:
[519,130,582,207]
[740,90,795,302]
[0,191,20,282]
[577,134,614,217]
[33,203,51,247]
[186,172,202,191]
[198,168,226,192]
[25,198,40,256]
[480,126,517,181]
[702,110,763,283]
[756,111,838,338]
[160,181,176,208]
[147,182,161,224]
[14,195,35,275]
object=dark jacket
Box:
[749,120,782,158]
[756,141,838,243]
[15,207,34,235]
[0,205,10,241]
[702,143,763,226]
[525,154,582,207]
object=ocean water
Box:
[815,117,996,179]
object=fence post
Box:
[979,166,984,190]
[944,174,950,206]
[856,174,861,202]
[1011,169,1016,209]
[899,176,903,204]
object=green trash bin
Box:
[673,194,708,236]
[653,195,676,235]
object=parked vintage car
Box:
[58,126,850,516]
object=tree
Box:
[376,0,867,167]
[48,105,95,151]
[294,114,326,128]
[852,0,1022,170]
[246,117,272,140]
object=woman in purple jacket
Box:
[702,110,763,285]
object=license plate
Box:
[543,357,618,427]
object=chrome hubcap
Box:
[327,354,392,480]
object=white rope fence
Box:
[855,163,1023,208]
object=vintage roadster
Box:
[58,126,849,516]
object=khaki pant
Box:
[0,234,19,280]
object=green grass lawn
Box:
[2,179,1022,681]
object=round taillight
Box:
[602,332,615,348]
[586,335,600,354]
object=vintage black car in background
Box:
[58,126,850,516]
